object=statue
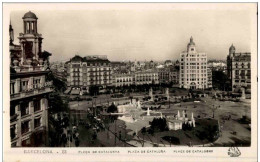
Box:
[165,88,169,100]
[241,88,246,99]
[149,88,154,101]
[137,101,141,109]
[147,107,150,116]
[191,112,196,127]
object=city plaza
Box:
[68,87,250,147]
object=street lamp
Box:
[77,95,79,126]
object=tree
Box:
[89,85,100,96]
[49,92,69,114]
[107,103,118,122]
[150,118,168,132]
[212,71,230,91]
[46,72,66,92]
[141,127,147,147]
[107,103,118,113]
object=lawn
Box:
[139,118,219,146]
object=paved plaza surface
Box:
[68,90,251,147]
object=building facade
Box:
[158,66,179,84]
[112,70,159,87]
[227,44,251,93]
[134,70,159,85]
[10,11,53,147]
[113,73,134,87]
[179,37,208,89]
[66,55,112,92]
[207,67,212,88]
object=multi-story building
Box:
[208,60,227,72]
[66,55,112,92]
[207,67,212,88]
[227,44,251,93]
[158,66,179,84]
[134,70,159,85]
[10,11,53,147]
[113,73,134,87]
[169,68,179,85]
[179,37,208,89]
[50,62,67,82]
[158,68,170,84]
[164,60,173,67]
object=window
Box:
[21,81,28,91]
[31,22,34,31]
[247,70,251,79]
[21,102,29,117]
[10,82,15,94]
[10,104,16,117]
[10,124,17,139]
[33,78,41,88]
[21,120,30,134]
[27,22,30,33]
[34,100,41,112]
[34,118,41,128]
[22,138,31,147]
[235,63,238,68]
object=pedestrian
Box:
[75,139,80,147]
[75,132,79,138]
[119,131,122,140]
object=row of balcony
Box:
[12,65,47,73]
[10,81,53,101]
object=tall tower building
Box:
[10,11,53,147]
[18,11,43,64]
[226,44,251,94]
[179,37,208,89]
[9,20,14,45]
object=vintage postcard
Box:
[2,2,257,162]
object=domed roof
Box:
[188,36,195,46]
[165,60,171,63]
[23,11,38,19]
[229,44,236,51]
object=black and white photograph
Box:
[3,2,257,162]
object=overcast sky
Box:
[10,4,255,62]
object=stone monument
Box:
[241,88,246,99]
[147,107,150,116]
[165,88,169,100]
[149,87,154,101]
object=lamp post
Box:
[114,120,117,146]
[211,105,219,119]
[77,95,79,126]
[124,125,127,147]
